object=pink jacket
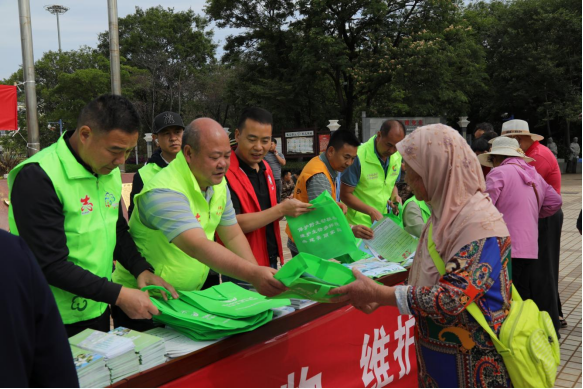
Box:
[485,157,562,259]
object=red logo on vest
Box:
[195,213,201,222]
[80,195,94,215]
[216,205,223,216]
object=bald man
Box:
[112,118,286,331]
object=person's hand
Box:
[367,207,383,223]
[352,224,374,240]
[116,287,160,320]
[356,302,381,314]
[249,266,288,297]
[388,194,402,215]
[137,270,179,300]
[329,268,381,309]
[279,198,314,218]
[336,201,348,215]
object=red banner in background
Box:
[318,134,330,153]
[0,85,18,131]
[163,305,418,388]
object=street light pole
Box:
[457,116,470,144]
[18,0,40,156]
[44,5,69,53]
[107,0,122,96]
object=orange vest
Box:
[285,156,336,241]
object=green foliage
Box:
[465,0,582,143]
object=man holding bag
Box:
[286,130,374,257]
[341,120,406,227]
[113,117,286,330]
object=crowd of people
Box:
[2,93,578,387]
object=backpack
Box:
[427,224,560,388]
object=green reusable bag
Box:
[286,191,359,260]
[427,224,560,388]
[178,282,291,319]
[271,253,356,302]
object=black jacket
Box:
[127,149,168,220]
[0,230,79,387]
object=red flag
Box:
[0,85,18,131]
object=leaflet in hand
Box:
[362,217,418,263]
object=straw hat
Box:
[478,137,535,167]
[499,119,544,141]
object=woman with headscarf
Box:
[331,125,513,387]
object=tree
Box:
[98,6,217,131]
[465,0,582,143]
[207,0,488,132]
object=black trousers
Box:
[536,209,563,333]
[65,307,111,337]
[512,258,534,300]
[112,273,222,332]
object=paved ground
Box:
[555,174,582,388]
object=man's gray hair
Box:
[182,121,202,152]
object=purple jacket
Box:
[486,157,562,259]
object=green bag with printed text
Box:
[287,191,363,262]
[271,253,356,302]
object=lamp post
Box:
[458,116,470,143]
[44,5,69,53]
[144,133,153,158]
[327,120,340,133]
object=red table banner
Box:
[163,305,418,388]
[0,85,18,131]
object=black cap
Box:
[153,111,185,134]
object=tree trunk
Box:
[565,120,571,148]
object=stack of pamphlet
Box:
[69,329,140,384]
[70,345,110,388]
[145,327,221,359]
[109,327,166,372]
[271,305,296,318]
[290,299,318,310]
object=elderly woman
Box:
[332,125,512,387]
[479,137,562,331]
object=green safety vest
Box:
[403,196,431,223]
[345,136,402,227]
[113,151,227,291]
[137,162,163,187]
[8,135,120,324]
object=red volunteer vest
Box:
[226,153,284,267]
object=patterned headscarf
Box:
[396,124,509,287]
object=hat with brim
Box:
[478,136,535,167]
[499,119,544,142]
[153,111,185,134]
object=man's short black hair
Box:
[474,122,495,135]
[77,94,140,134]
[327,130,360,152]
[237,107,273,132]
[471,137,491,153]
[271,137,277,144]
[379,119,406,137]
[482,131,498,142]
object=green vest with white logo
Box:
[137,162,163,187]
[403,196,431,223]
[113,151,227,291]
[8,135,120,324]
[345,135,402,227]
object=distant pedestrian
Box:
[473,122,496,139]
[547,137,558,158]
[281,170,295,199]
[263,137,286,203]
[567,137,580,174]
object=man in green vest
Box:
[8,94,178,337]
[112,117,286,330]
[128,111,184,220]
[340,120,406,227]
